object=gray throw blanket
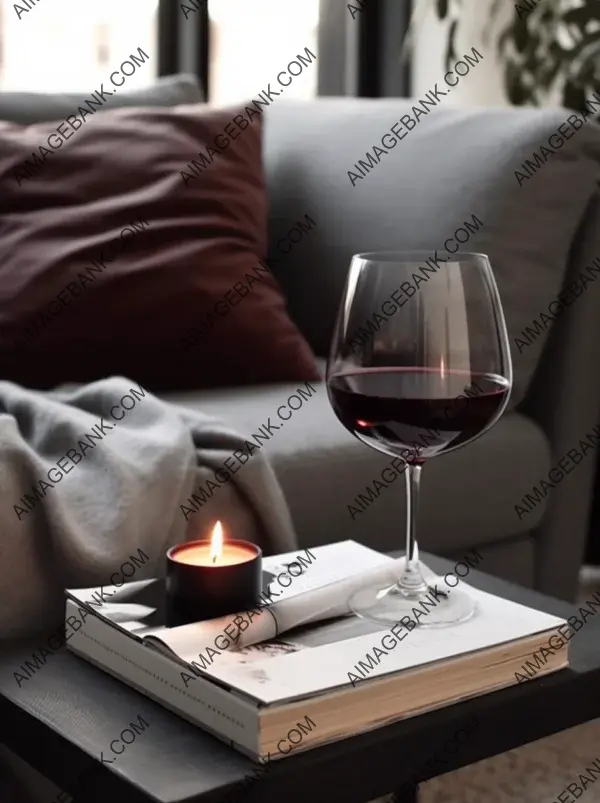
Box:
[0,376,297,640]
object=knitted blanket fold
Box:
[0,376,297,639]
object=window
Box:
[0,0,158,92]
[208,0,319,104]
[0,1,407,101]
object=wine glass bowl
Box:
[327,251,512,627]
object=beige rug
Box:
[418,718,600,802]
[380,569,600,803]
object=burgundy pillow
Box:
[0,103,319,390]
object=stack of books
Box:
[64,541,568,761]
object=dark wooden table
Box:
[1,554,599,803]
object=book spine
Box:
[64,601,260,757]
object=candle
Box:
[165,521,262,627]
[172,522,257,567]
[173,544,255,566]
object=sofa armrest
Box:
[519,193,600,601]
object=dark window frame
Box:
[158,0,209,99]
[158,0,411,100]
[318,0,413,98]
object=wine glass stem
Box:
[398,463,429,595]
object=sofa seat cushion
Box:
[162,381,551,554]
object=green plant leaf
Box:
[497,27,512,54]
[505,61,529,104]
[549,40,568,60]
[427,0,600,109]
[538,57,564,91]
[444,19,458,72]
[514,19,529,53]
[563,80,588,111]
[569,33,600,64]
[575,53,600,86]
[436,0,449,20]
[564,6,600,27]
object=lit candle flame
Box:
[210,521,223,564]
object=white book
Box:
[64,541,569,761]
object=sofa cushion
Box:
[0,103,319,391]
[0,74,204,124]
[263,100,600,407]
[162,381,551,554]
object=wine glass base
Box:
[349,579,476,628]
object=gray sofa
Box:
[2,77,599,605]
[165,98,600,604]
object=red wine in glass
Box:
[326,250,512,627]
[328,367,511,463]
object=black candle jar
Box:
[166,538,262,627]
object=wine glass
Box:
[326,251,512,627]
